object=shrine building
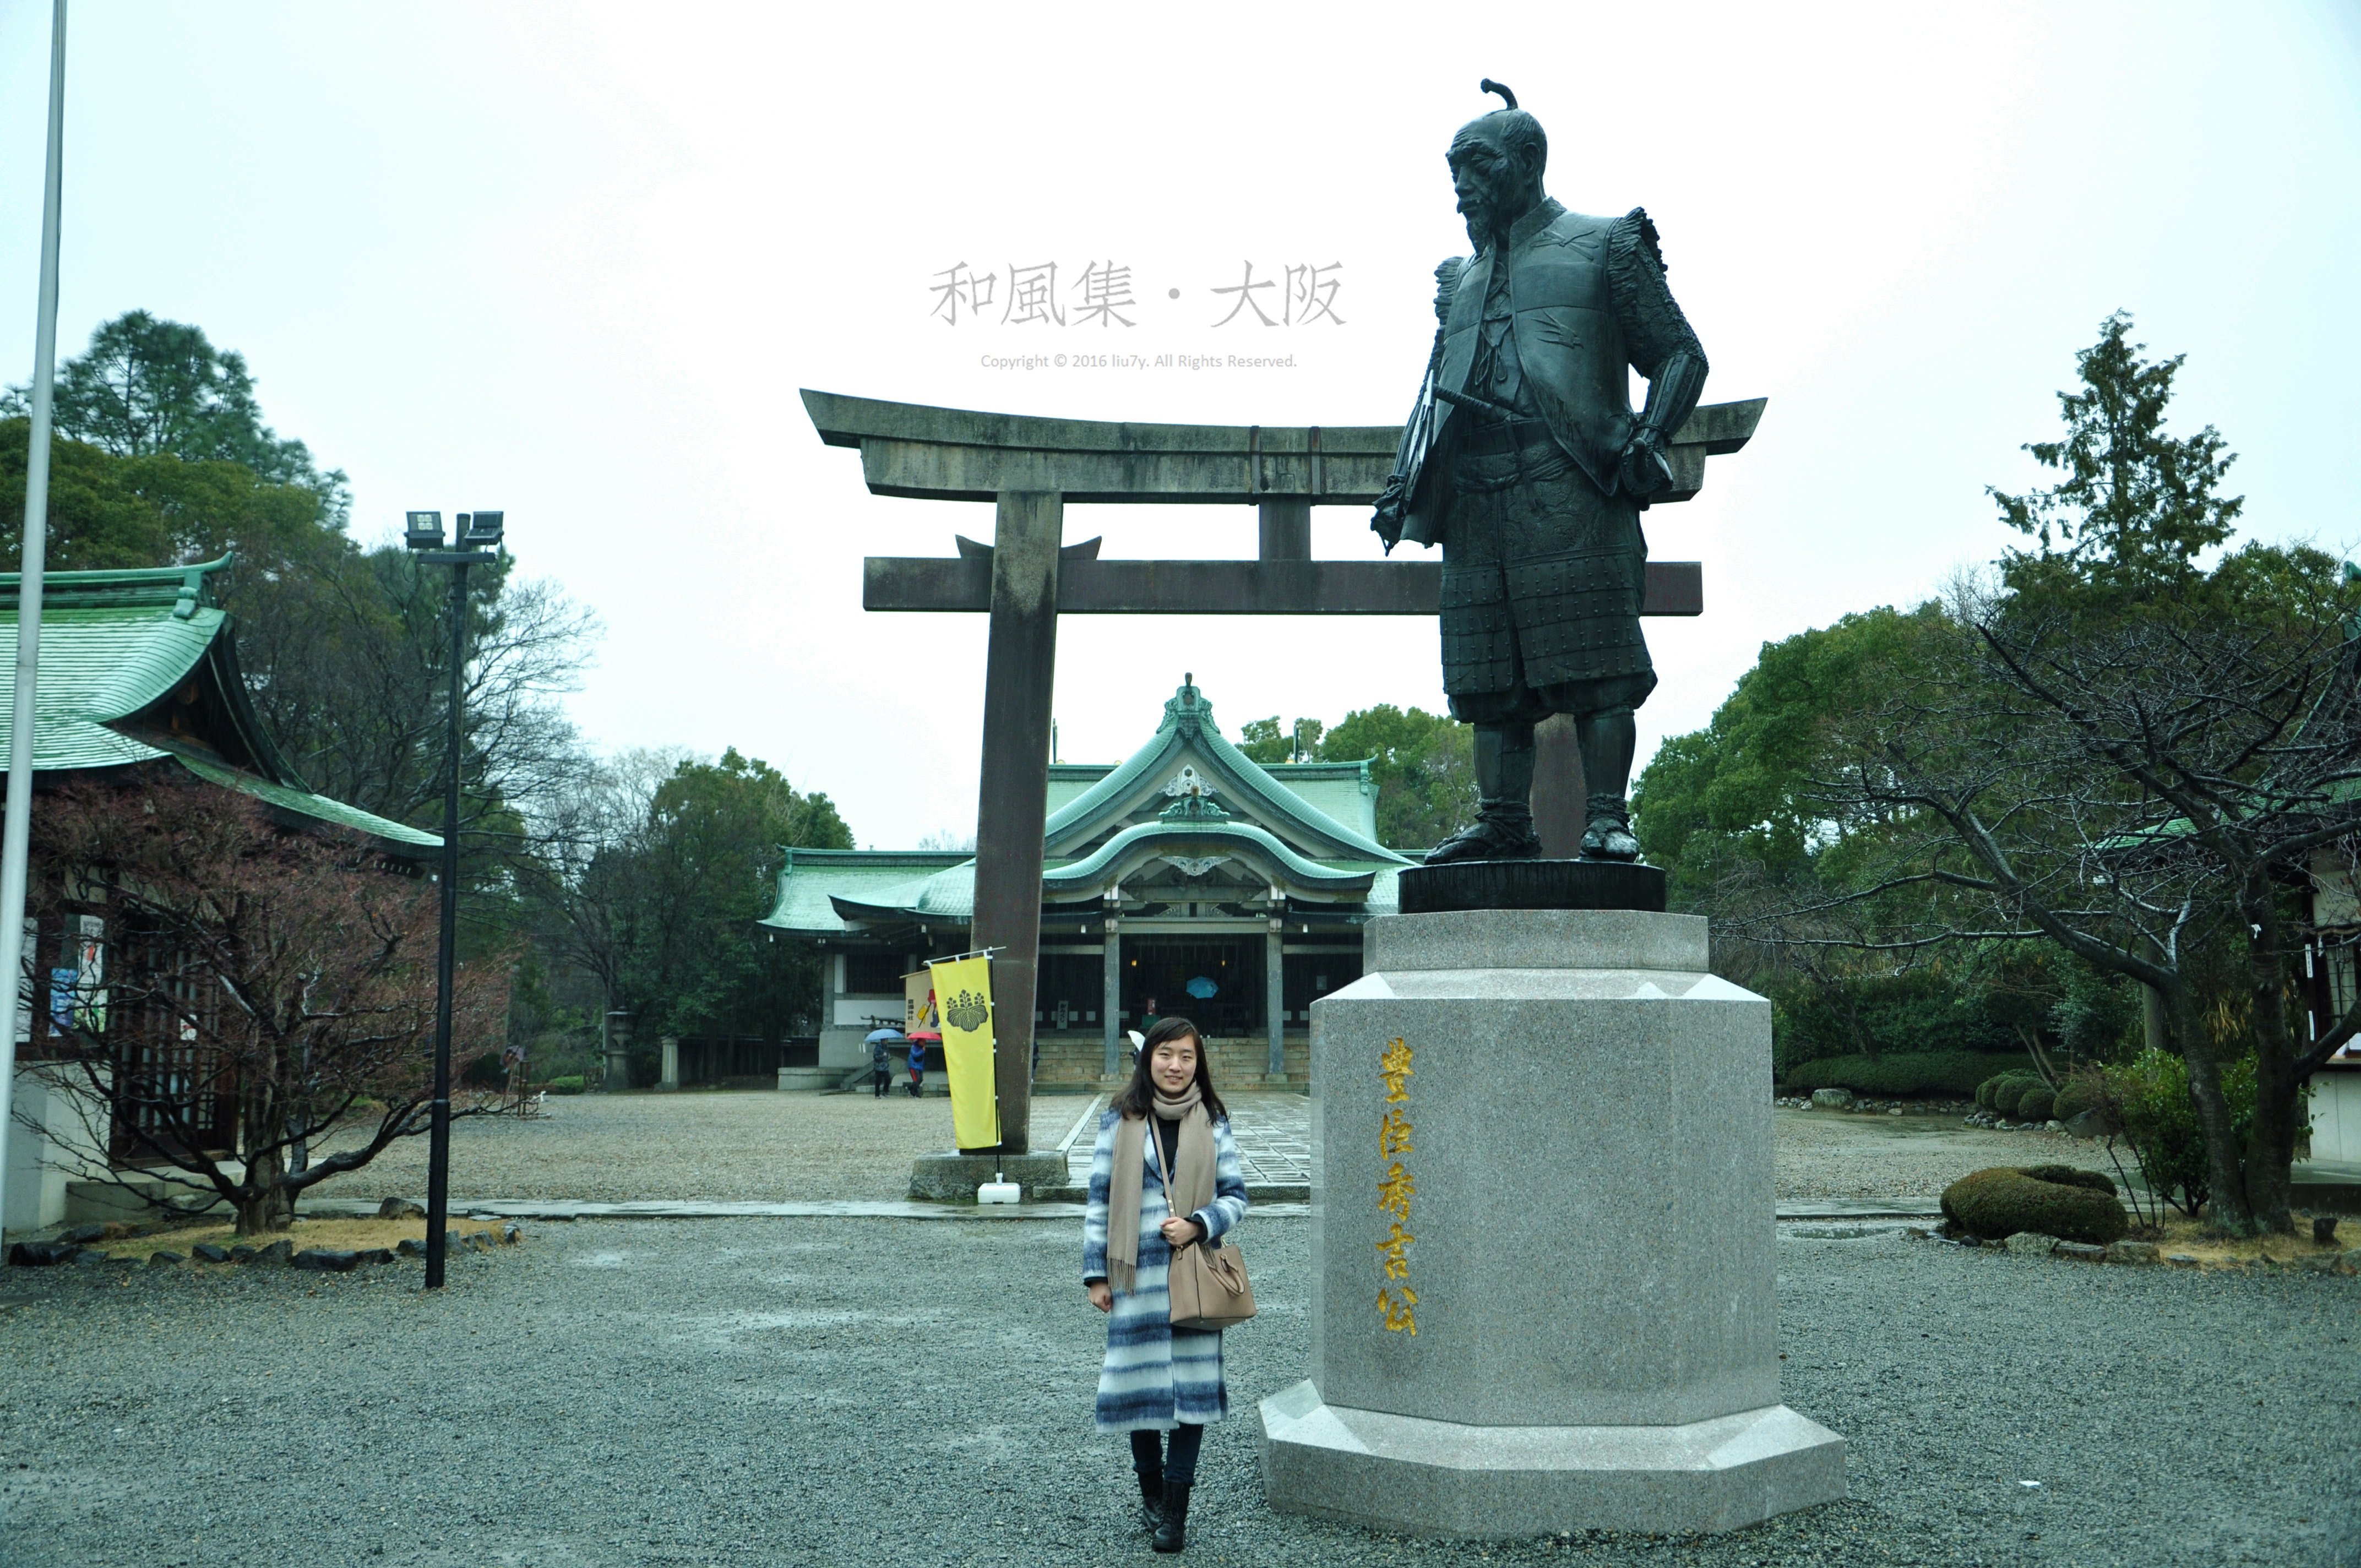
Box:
[2,559,442,1233]
[758,677,1415,1090]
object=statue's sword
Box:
[1432,385,1521,421]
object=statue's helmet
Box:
[1451,78,1547,179]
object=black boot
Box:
[1151,1482,1192,1553]
[1136,1472,1163,1533]
[1423,722,1542,863]
[1574,708,1641,862]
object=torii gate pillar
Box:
[972,488,1062,1149]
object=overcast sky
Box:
[3,3,2357,848]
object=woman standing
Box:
[1082,1016,1248,1553]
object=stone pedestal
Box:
[1258,908,1844,1536]
[603,1011,633,1093]
[907,1150,1069,1201]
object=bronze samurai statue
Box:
[1373,80,1707,865]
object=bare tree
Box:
[232,548,601,844]
[23,780,507,1234]
[517,748,687,1058]
[1748,589,2361,1234]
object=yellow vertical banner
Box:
[928,955,1002,1151]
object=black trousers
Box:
[1129,1424,1204,1485]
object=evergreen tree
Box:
[4,310,348,524]
[1990,311,2242,597]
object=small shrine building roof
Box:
[0,558,440,853]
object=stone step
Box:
[1032,1032,1309,1085]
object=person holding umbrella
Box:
[864,1028,901,1099]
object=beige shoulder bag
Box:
[1155,1125,1256,1331]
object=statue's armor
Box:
[1385,200,1706,717]
[1437,206,1635,499]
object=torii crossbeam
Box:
[803,388,1764,1151]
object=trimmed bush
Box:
[544,1075,586,1095]
[1787,1051,2030,1098]
[2018,1163,2115,1195]
[1977,1074,2009,1110]
[1940,1166,2129,1245]
[1990,1073,2046,1118]
[2049,1074,2105,1126]
[2015,1084,2057,1121]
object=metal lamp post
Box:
[404,508,502,1289]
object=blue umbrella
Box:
[865,1028,907,1043]
[1185,976,1220,999]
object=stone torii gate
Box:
[802,388,1763,1152]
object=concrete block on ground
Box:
[64,1170,219,1227]
[907,1150,1069,1201]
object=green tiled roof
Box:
[1045,821,1377,898]
[761,850,975,934]
[761,680,1412,932]
[1042,679,1408,864]
[0,558,440,854]
[0,603,219,771]
[176,755,441,849]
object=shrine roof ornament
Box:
[1043,678,1407,865]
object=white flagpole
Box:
[0,0,70,1254]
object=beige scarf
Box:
[1106,1085,1215,1297]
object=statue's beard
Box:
[1457,183,1514,250]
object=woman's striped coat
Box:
[1081,1109,1250,1431]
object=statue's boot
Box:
[1423,722,1543,863]
[1575,707,1642,862]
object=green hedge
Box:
[2050,1075,2105,1126]
[1788,1051,2031,1097]
[1940,1166,2129,1244]
[543,1075,586,1095]
[1977,1070,2043,1110]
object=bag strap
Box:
[1149,1121,1190,1249]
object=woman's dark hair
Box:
[1117,1014,1227,1122]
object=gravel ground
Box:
[2,1219,2352,1567]
[1772,1110,2121,1202]
[305,1090,1106,1205]
[304,1094,2113,1208]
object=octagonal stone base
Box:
[1260,908,1846,1536]
[1260,1380,1845,1537]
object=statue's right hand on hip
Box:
[1617,427,1674,498]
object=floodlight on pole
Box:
[0,0,68,1260]
[406,507,499,1289]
